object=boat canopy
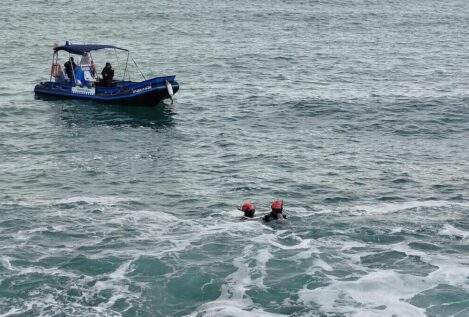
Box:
[54,44,128,55]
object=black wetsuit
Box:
[262,211,287,222]
[101,66,114,86]
[243,211,255,218]
[64,60,76,79]
[240,215,257,221]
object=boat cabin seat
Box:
[81,65,96,82]
[74,66,94,86]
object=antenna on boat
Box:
[131,57,146,81]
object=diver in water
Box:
[239,201,256,218]
[262,200,287,222]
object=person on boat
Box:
[90,61,97,78]
[80,52,91,66]
[64,57,76,81]
[239,202,256,218]
[101,62,114,87]
[262,200,287,222]
[51,63,65,82]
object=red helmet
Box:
[271,200,283,211]
[241,202,255,212]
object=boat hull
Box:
[34,76,179,107]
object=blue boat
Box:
[34,43,179,106]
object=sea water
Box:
[0,0,468,316]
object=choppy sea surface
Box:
[1,0,469,316]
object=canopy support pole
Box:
[88,51,97,84]
[113,48,121,83]
[122,51,130,82]
[69,53,77,87]
[50,51,56,82]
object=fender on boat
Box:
[166,80,174,104]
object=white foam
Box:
[426,256,469,287]
[185,301,287,317]
[53,196,139,206]
[97,293,128,310]
[110,259,134,280]
[349,200,469,215]
[438,224,469,239]
[0,293,60,317]
[297,237,469,316]
[295,205,337,215]
[0,307,24,317]
[300,201,469,217]
[251,249,272,289]
[71,258,142,314]
[17,266,81,279]
[1,256,12,270]
[94,259,134,294]
[298,270,427,317]
[372,239,469,291]
[220,247,254,301]
[7,195,468,316]
[27,226,48,233]
[267,234,312,250]
[289,246,320,262]
[390,227,403,234]
[13,226,66,242]
[289,206,314,214]
[313,258,334,272]
[9,196,139,208]
[188,297,289,317]
[339,240,367,251]
[0,304,37,317]
[186,245,284,317]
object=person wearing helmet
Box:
[240,201,256,218]
[262,200,287,222]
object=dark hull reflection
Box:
[47,98,176,130]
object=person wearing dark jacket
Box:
[262,200,287,222]
[64,57,76,80]
[101,62,114,87]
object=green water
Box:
[1,0,469,316]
